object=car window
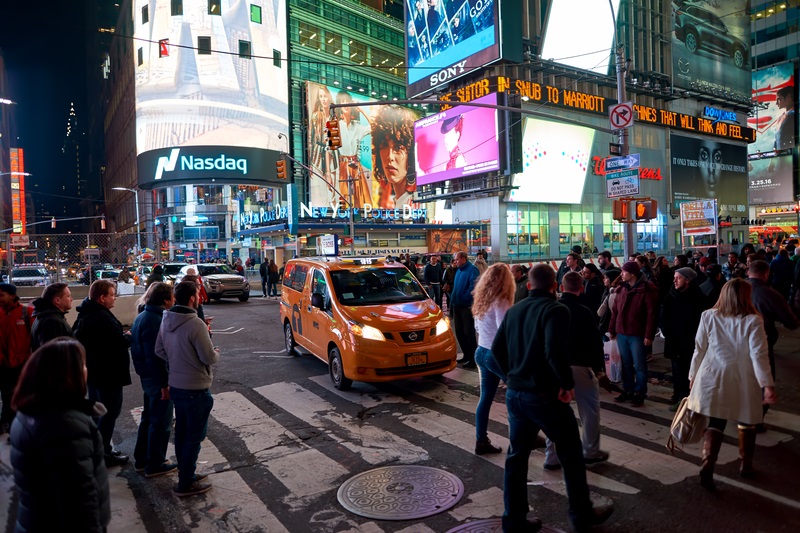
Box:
[330,267,428,306]
[291,265,308,292]
[311,269,332,309]
[197,265,235,276]
[13,269,45,277]
[282,263,296,288]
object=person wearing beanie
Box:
[608,261,659,407]
[0,283,33,436]
[660,266,708,411]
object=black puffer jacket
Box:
[660,282,707,360]
[72,298,132,388]
[10,400,110,532]
[29,298,73,351]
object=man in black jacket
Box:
[493,264,612,533]
[511,264,528,303]
[543,272,609,470]
[423,254,444,308]
[259,260,268,298]
[30,283,74,351]
[73,280,132,467]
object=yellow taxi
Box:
[279,256,457,390]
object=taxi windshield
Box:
[330,267,428,305]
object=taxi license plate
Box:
[406,352,428,366]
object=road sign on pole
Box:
[609,101,634,129]
[606,169,640,198]
[605,153,641,171]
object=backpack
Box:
[666,397,708,454]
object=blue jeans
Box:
[616,334,648,396]
[503,389,592,531]
[171,387,214,489]
[267,279,278,297]
[427,283,442,308]
[88,385,123,455]
[475,346,505,440]
[133,377,174,471]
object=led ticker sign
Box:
[440,76,756,143]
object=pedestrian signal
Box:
[326,120,341,150]
[612,199,628,221]
[634,200,657,221]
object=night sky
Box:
[0,0,90,221]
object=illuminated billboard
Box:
[507,118,595,204]
[748,154,794,206]
[414,92,501,185]
[670,134,748,218]
[305,82,423,210]
[404,0,502,97]
[672,0,750,102]
[10,148,26,234]
[749,63,795,154]
[133,0,288,186]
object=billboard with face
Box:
[670,134,748,218]
[749,63,796,154]
[305,82,423,210]
[405,0,500,97]
[672,0,750,102]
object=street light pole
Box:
[112,187,142,255]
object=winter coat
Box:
[581,276,604,314]
[597,286,619,335]
[130,304,169,387]
[700,277,725,306]
[688,310,773,425]
[559,293,604,372]
[0,303,33,368]
[450,261,480,308]
[748,278,799,347]
[769,254,794,299]
[259,262,268,280]
[29,298,73,352]
[10,399,110,532]
[155,305,218,390]
[608,277,659,340]
[72,298,132,388]
[514,277,528,304]
[660,283,707,360]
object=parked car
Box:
[176,264,250,302]
[8,267,50,287]
[161,263,188,285]
[135,265,152,285]
[673,1,749,69]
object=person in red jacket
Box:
[0,283,33,435]
[608,261,659,407]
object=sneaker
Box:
[173,481,212,497]
[614,393,630,403]
[543,462,562,471]
[193,473,209,483]
[145,462,178,478]
[584,451,610,465]
[134,463,146,474]
[630,395,645,407]
[105,453,130,468]
[475,437,502,455]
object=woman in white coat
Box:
[688,278,776,490]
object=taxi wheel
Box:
[329,347,352,391]
[284,322,297,356]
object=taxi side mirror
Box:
[311,293,325,309]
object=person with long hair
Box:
[335,91,373,208]
[372,105,416,209]
[471,263,514,455]
[308,85,339,204]
[688,279,775,490]
[10,338,111,531]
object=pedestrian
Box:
[267,259,280,298]
[660,267,707,411]
[259,260,268,297]
[700,264,725,306]
[653,255,673,303]
[474,250,488,275]
[72,280,132,468]
[635,255,653,282]
[580,263,604,314]
[423,254,444,308]
[608,261,658,407]
[557,250,583,286]
[471,263,513,455]
[117,267,131,284]
[543,271,609,470]
[155,281,219,497]
[511,264,529,303]
[30,282,74,352]
[688,279,775,490]
[442,260,457,314]
[146,265,164,287]
[450,251,480,368]
[596,251,617,275]
[722,251,746,281]
[597,269,621,336]
[492,264,613,532]
[769,249,793,300]
[0,283,33,436]
[131,282,178,478]
[9,338,111,532]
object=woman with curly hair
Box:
[372,105,416,209]
[471,263,515,455]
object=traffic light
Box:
[634,200,657,221]
[276,158,287,180]
[326,120,341,150]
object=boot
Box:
[738,425,757,478]
[699,428,723,490]
[475,437,502,455]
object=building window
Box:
[171,0,183,16]
[299,22,320,50]
[137,47,144,66]
[250,4,262,23]
[239,40,252,59]
[348,40,367,65]
[273,49,281,67]
[208,0,221,15]
[141,5,149,24]
[326,34,342,56]
[198,36,212,55]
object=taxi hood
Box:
[340,299,442,329]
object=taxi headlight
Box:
[435,317,450,336]
[350,322,384,341]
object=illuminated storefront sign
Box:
[10,148,26,234]
[439,76,756,142]
[592,156,663,180]
[702,106,738,123]
[239,202,428,230]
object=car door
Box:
[305,268,334,356]
[287,264,311,348]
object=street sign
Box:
[609,102,634,129]
[9,234,29,247]
[680,199,717,237]
[605,153,641,172]
[606,169,640,198]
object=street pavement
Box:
[1,295,799,532]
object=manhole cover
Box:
[445,518,566,533]
[337,465,464,520]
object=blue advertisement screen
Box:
[405,0,500,97]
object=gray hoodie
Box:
[155,305,218,390]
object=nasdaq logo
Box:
[154,148,180,180]
[154,148,249,180]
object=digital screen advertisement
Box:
[672,0,750,102]
[414,92,501,185]
[670,134,748,218]
[748,154,794,206]
[305,82,423,210]
[749,63,796,154]
[404,0,500,97]
[507,118,595,204]
[133,0,289,157]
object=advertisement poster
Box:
[672,0,750,102]
[507,118,595,204]
[749,62,796,153]
[670,134,748,217]
[427,229,469,253]
[680,199,717,237]
[414,92,501,185]
[405,0,500,97]
[748,154,794,205]
[305,82,423,210]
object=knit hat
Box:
[621,261,641,276]
[675,267,697,281]
[0,283,17,295]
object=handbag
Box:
[666,397,708,454]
